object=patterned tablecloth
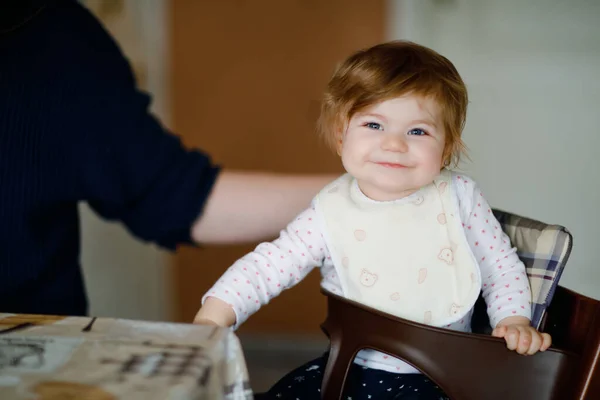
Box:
[0,313,253,399]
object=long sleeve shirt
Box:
[203,173,531,373]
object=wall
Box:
[389,0,600,300]
[79,0,175,321]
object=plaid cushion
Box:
[492,209,573,329]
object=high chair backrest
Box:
[492,209,573,329]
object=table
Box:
[0,313,253,399]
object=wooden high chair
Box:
[320,210,599,399]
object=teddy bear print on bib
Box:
[314,169,481,327]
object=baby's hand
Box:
[193,297,236,328]
[492,316,552,355]
[193,317,220,327]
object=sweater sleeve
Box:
[454,174,532,327]
[59,2,219,250]
[202,205,328,329]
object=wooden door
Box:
[171,0,385,335]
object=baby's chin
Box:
[377,174,428,189]
[363,181,422,201]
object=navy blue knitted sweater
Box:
[0,0,219,315]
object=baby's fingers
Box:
[540,333,552,352]
[525,330,543,355]
[503,326,520,351]
[492,325,507,338]
[516,326,532,354]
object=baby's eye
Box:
[408,128,427,136]
[365,122,383,131]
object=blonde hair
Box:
[317,40,468,167]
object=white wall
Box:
[388,0,600,299]
[79,0,174,321]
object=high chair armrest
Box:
[320,289,581,400]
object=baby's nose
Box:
[381,134,408,152]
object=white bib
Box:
[315,169,481,326]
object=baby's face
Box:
[339,95,445,201]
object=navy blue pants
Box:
[255,353,449,399]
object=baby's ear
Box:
[335,136,343,156]
[334,124,346,155]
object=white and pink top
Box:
[203,170,531,374]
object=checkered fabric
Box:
[492,209,573,329]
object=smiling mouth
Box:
[374,162,408,169]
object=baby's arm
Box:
[459,176,550,354]
[194,205,328,328]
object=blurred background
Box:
[78,0,600,392]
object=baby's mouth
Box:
[373,161,408,169]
